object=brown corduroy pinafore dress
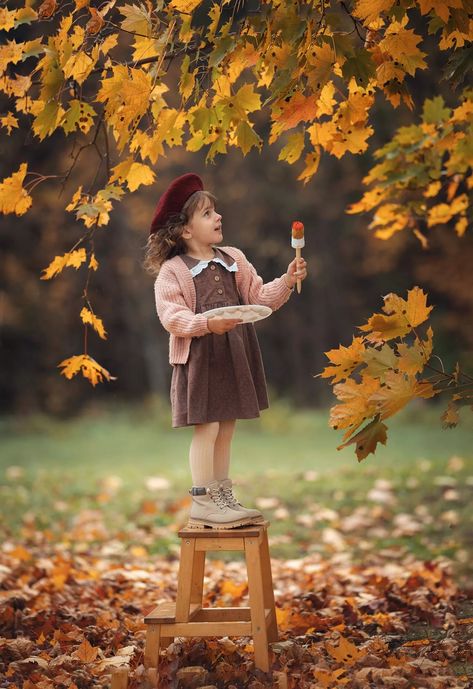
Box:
[170,248,269,428]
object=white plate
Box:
[202,304,272,324]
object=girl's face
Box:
[182,198,223,251]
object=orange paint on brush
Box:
[291,221,304,240]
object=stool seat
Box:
[143,521,278,681]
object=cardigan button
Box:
[210,264,216,270]
[217,288,223,295]
[214,275,220,282]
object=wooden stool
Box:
[144,521,278,677]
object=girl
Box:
[144,173,307,529]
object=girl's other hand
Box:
[207,318,243,334]
[285,257,308,288]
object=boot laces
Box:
[221,484,239,508]
[207,485,228,510]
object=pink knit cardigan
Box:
[154,246,293,364]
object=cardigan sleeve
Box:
[154,269,210,338]
[232,248,293,311]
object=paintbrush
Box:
[291,221,304,294]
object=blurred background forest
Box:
[1,21,473,419]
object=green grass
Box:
[1,398,472,581]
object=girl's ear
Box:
[181,225,192,239]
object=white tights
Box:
[189,420,236,486]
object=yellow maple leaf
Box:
[317,81,337,117]
[369,203,410,239]
[359,312,410,342]
[423,181,442,198]
[361,343,398,379]
[383,286,433,328]
[306,42,336,89]
[226,43,258,83]
[347,186,389,214]
[370,370,436,420]
[455,216,468,237]
[80,307,107,339]
[0,163,32,216]
[231,83,261,116]
[131,35,164,63]
[360,287,433,341]
[331,124,374,157]
[330,375,381,438]
[307,120,337,149]
[317,336,366,383]
[60,99,96,135]
[353,0,395,25]
[66,185,85,212]
[97,65,152,150]
[89,253,99,271]
[70,185,123,228]
[62,50,95,85]
[0,8,17,32]
[397,326,433,376]
[326,635,366,665]
[379,23,427,76]
[180,54,196,100]
[41,248,87,280]
[278,131,305,164]
[314,667,349,688]
[0,112,19,134]
[235,120,261,155]
[0,40,25,73]
[297,149,321,184]
[3,73,32,98]
[169,0,202,11]
[58,354,116,386]
[33,101,65,140]
[110,157,156,192]
[417,0,462,23]
[337,415,388,461]
[427,194,468,226]
[451,99,473,123]
[130,130,164,165]
[119,3,151,35]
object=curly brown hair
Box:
[143,190,217,276]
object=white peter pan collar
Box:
[189,256,238,278]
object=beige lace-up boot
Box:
[187,479,255,529]
[219,478,265,524]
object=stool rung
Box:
[145,605,273,631]
[145,601,201,624]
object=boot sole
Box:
[187,516,259,529]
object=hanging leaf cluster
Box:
[348,92,473,246]
[317,287,473,461]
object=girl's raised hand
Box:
[285,257,308,288]
[207,317,243,334]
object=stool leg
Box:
[245,536,270,673]
[260,529,279,643]
[144,624,161,672]
[190,549,206,605]
[176,537,197,622]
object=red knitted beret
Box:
[149,172,204,235]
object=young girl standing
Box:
[144,173,307,529]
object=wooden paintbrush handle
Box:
[295,247,302,293]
